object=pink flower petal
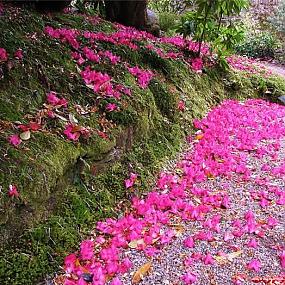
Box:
[247,259,261,272]
[280,251,285,269]
[182,272,198,284]
[8,185,19,198]
[8,134,21,147]
[183,236,195,248]
[247,238,258,249]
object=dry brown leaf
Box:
[195,134,204,140]
[54,113,68,122]
[170,224,185,237]
[69,113,78,124]
[132,262,152,284]
[215,250,243,264]
[128,239,145,249]
[193,197,201,204]
[206,172,215,179]
[76,65,81,74]
[72,125,84,132]
[86,84,94,90]
[20,130,31,141]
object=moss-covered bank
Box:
[0,5,285,285]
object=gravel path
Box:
[262,62,285,80]
[57,99,285,285]
[120,144,285,285]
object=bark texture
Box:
[105,0,147,29]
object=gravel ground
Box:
[58,100,285,285]
[118,104,285,285]
[262,62,285,80]
[118,141,285,285]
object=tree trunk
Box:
[35,1,72,11]
[105,0,147,30]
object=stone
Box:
[146,9,160,37]
[278,95,285,104]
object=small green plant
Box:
[73,0,104,14]
[235,31,281,59]
[159,12,180,35]
[148,0,188,13]
[176,0,249,58]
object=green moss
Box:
[148,78,179,122]
[250,74,285,101]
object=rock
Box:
[147,9,159,26]
[146,9,160,37]
[278,95,285,104]
[81,273,93,283]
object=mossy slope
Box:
[0,5,285,285]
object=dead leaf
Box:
[206,172,215,179]
[227,250,243,261]
[195,134,204,140]
[170,224,185,237]
[72,125,84,132]
[54,113,68,122]
[193,197,201,204]
[215,250,243,264]
[132,262,152,284]
[128,239,145,249]
[69,113,78,124]
[76,65,81,73]
[86,84,94,90]
[20,130,31,141]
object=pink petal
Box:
[247,238,258,249]
[280,251,285,269]
[204,253,215,265]
[267,216,278,227]
[80,239,94,260]
[14,49,23,59]
[8,134,22,146]
[8,185,19,198]
[224,231,234,242]
[182,272,198,284]
[247,259,261,272]
[183,236,195,248]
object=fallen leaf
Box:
[195,134,204,140]
[72,125,85,132]
[20,130,31,141]
[227,250,243,261]
[170,224,185,237]
[86,84,94,90]
[206,172,215,179]
[128,239,145,249]
[132,262,152,284]
[215,250,243,264]
[193,197,201,204]
[69,113,78,124]
[76,65,81,73]
[54,113,68,121]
